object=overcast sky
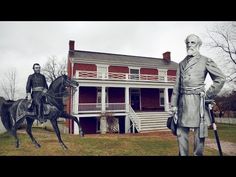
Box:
[0,21,232,99]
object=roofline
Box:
[69,49,179,64]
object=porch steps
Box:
[135,112,170,132]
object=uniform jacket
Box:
[26,73,48,93]
[171,53,225,127]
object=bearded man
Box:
[170,34,225,156]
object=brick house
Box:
[66,40,178,134]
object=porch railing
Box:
[78,103,126,113]
[128,105,140,132]
[76,70,176,82]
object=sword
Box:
[205,99,223,156]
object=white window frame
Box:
[96,87,108,107]
[159,89,164,106]
[129,67,140,80]
[158,68,167,81]
[96,64,109,79]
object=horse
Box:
[0,75,84,150]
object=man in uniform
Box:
[26,63,48,123]
[171,34,225,156]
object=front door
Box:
[130,89,140,111]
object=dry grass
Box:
[0,127,218,156]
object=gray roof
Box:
[69,50,179,70]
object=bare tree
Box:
[207,22,236,65]
[1,69,17,100]
[206,22,236,96]
[41,56,67,84]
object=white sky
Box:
[0,21,231,99]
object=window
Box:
[97,65,108,79]
[129,68,140,80]
[160,89,164,106]
[96,87,108,106]
[158,69,167,81]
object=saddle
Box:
[16,99,51,121]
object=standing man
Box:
[26,63,48,123]
[171,34,225,156]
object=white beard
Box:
[187,47,199,56]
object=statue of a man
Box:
[26,63,48,123]
[170,34,225,156]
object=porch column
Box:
[100,86,107,134]
[73,86,79,114]
[164,87,169,112]
[125,87,129,112]
[73,86,79,134]
[125,87,130,133]
[101,86,106,112]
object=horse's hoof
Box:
[61,144,68,150]
[35,144,41,148]
[80,131,84,137]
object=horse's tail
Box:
[0,98,15,132]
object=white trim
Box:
[96,64,109,68]
[73,113,128,118]
[129,66,141,70]
[77,80,174,89]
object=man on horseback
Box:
[26,63,48,123]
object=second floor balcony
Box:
[75,70,176,83]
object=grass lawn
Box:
[0,127,218,156]
[208,123,236,143]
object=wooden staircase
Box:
[135,111,169,132]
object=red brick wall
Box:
[141,88,160,110]
[79,87,97,103]
[167,70,176,76]
[140,68,158,75]
[109,66,129,73]
[73,63,97,75]
[108,88,125,103]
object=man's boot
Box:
[36,105,44,124]
[40,103,46,123]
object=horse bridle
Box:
[45,76,78,99]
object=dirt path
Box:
[205,138,236,156]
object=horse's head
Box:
[61,74,79,89]
[48,75,79,97]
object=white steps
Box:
[135,112,169,132]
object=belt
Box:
[32,87,45,92]
[180,85,205,95]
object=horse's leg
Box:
[26,117,41,148]
[11,127,20,148]
[11,118,25,148]
[50,119,68,150]
[60,112,84,137]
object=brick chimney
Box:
[163,51,171,62]
[69,40,75,51]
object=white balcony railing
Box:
[76,70,176,82]
[78,103,126,113]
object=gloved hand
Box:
[42,89,47,96]
[26,93,31,100]
[170,106,178,114]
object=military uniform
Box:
[171,53,225,155]
[26,73,48,122]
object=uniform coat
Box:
[171,53,225,127]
